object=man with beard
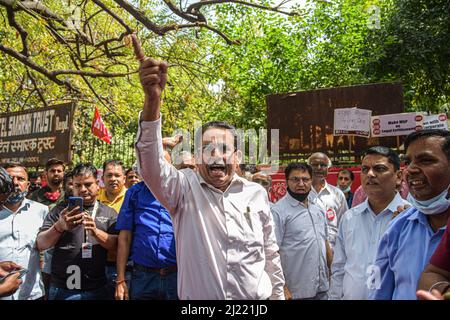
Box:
[28,172,42,194]
[272,163,331,300]
[0,163,48,300]
[132,35,284,300]
[369,129,450,300]
[41,171,75,298]
[329,147,410,300]
[36,163,118,300]
[307,153,348,249]
[29,159,65,211]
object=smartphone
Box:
[0,268,28,283]
[67,196,83,214]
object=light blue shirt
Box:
[368,206,446,300]
[0,199,48,300]
[271,194,329,299]
[329,193,409,300]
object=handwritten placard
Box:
[333,108,372,137]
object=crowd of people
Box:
[0,35,448,301]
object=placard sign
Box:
[333,108,372,137]
[371,113,423,137]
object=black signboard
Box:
[0,103,76,167]
[266,82,404,158]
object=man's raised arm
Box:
[132,34,184,213]
[131,34,167,121]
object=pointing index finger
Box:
[131,33,146,62]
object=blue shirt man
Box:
[368,207,446,300]
[368,129,450,300]
[115,181,177,300]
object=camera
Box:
[0,167,15,202]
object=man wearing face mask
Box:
[369,129,450,300]
[0,163,48,300]
[336,169,354,208]
[132,35,284,300]
[271,163,332,300]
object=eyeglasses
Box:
[288,177,311,184]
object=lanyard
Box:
[84,201,99,243]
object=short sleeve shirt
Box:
[39,201,118,290]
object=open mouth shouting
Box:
[207,164,227,177]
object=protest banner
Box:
[371,112,423,137]
[333,108,372,137]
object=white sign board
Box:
[333,108,372,137]
[423,113,448,130]
[371,112,424,137]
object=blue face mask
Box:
[5,189,28,205]
[339,185,351,193]
[407,185,450,215]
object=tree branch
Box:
[186,0,299,16]
[26,70,48,108]
[91,0,133,34]
[0,0,93,44]
[6,6,29,56]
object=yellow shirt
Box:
[98,187,127,214]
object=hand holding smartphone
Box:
[0,268,27,283]
[67,196,83,214]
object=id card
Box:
[82,242,93,259]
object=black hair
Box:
[338,169,355,181]
[364,146,400,171]
[404,129,450,160]
[29,172,40,180]
[72,163,97,179]
[2,163,28,177]
[102,160,124,174]
[194,121,238,154]
[63,170,74,186]
[285,162,313,180]
[45,158,65,171]
[125,168,135,176]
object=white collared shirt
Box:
[309,182,348,248]
[329,192,409,300]
[271,194,329,299]
[0,199,48,300]
[135,116,285,300]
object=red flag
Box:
[91,107,112,144]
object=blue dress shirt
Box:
[116,182,176,268]
[368,207,446,300]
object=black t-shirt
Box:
[40,201,118,291]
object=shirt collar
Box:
[362,192,406,216]
[1,198,31,215]
[98,187,127,204]
[312,181,331,195]
[197,172,243,194]
[285,192,308,208]
[406,207,447,231]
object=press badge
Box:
[81,242,93,259]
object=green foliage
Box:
[0,0,448,166]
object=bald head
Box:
[308,152,331,181]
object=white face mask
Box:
[407,185,450,215]
[339,185,351,193]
